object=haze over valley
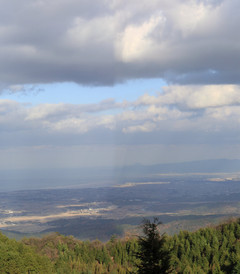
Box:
[1,160,240,241]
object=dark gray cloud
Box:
[0,0,239,88]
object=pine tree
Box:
[136,218,170,274]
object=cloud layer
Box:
[1,0,240,88]
[1,84,240,168]
[1,84,240,143]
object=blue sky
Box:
[2,78,166,105]
[1,0,240,174]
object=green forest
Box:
[2,218,240,273]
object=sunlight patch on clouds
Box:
[137,85,240,109]
[116,14,164,62]
[162,85,240,109]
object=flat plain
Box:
[1,173,240,241]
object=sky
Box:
[1,0,240,171]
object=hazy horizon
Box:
[0,158,239,191]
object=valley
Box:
[1,172,240,241]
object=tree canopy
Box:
[1,218,240,273]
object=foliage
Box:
[136,217,170,273]
[3,218,240,273]
[165,218,240,273]
[0,232,52,273]
[23,232,139,273]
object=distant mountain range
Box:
[116,159,240,175]
[0,159,240,191]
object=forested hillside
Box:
[2,219,240,273]
[165,219,240,273]
[0,233,52,273]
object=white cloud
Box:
[137,85,240,109]
[206,106,240,122]
[170,1,213,36]
[1,82,240,168]
[116,14,164,62]
[123,122,156,133]
[1,84,240,141]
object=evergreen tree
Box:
[136,218,170,274]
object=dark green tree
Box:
[136,218,170,274]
